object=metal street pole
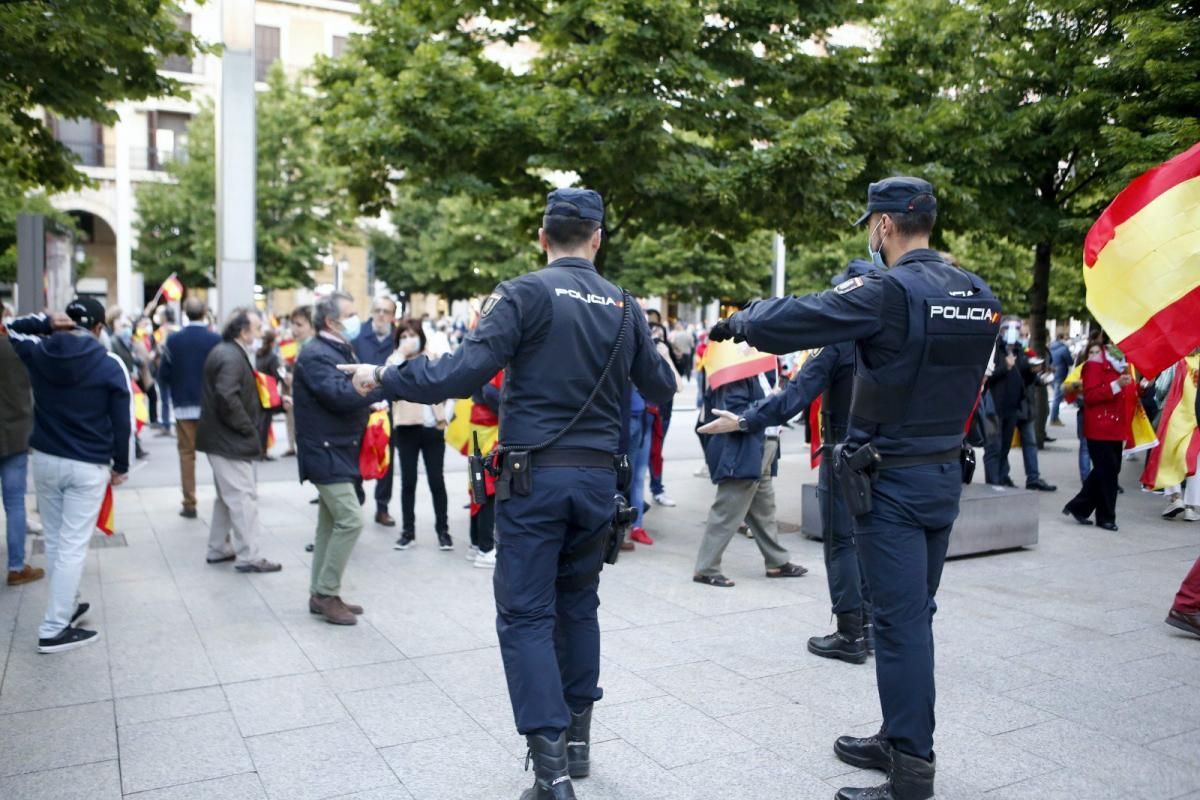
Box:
[15,214,45,314]
[772,233,786,298]
[215,0,256,320]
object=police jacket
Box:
[702,374,779,483]
[730,249,1000,458]
[379,256,676,454]
[293,332,384,484]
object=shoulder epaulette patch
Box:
[481,293,504,316]
[834,277,865,295]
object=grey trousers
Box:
[206,454,262,565]
[695,438,790,577]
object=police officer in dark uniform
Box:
[340,188,677,800]
[701,259,877,666]
[710,178,1000,800]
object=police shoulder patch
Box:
[481,293,504,317]
[834,277,865,295]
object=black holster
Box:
[605,494,637,565]
[960,443,976,485]
[832,443,880,517]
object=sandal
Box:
[693,574,735,588]
[766,563,808,578]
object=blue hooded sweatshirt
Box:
[5,315,132,474]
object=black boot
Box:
[835,749,936,800]
[807,612,868,664]
[520,731,577,800]
[833,728,891,771]
[863,607,875,655]
[567,706,592,779]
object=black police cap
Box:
[854,177,937,225]
[65,296,105,329]
[544,188,604,223]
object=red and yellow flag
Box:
[160,275,184,303]
[131,381,149,433]
[700,340,777,391]
[96,485,114,536]
[1084,141,1200,377]
[278,337,299,365]
[1141,356,1200,490]
[255,372,282,409]
[358,409,392,480]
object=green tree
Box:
[861,0,1200,349]
[134,64,356,291]
[317,1,876,297]
[0,0,207,198]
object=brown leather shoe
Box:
[7,565,45,586]
[312,594,358,625]
[1166,608,1200,638]
[309,594,362,615]
[375,511,396,527]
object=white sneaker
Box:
[1184,507,1200,522]
[1164,496,1186,519]
[653,493,677,507]
[465,545,479,561]
[474,549,497,569]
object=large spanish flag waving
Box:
[1141,356,1200,490]
[1083,141,1200,378]
[700,339,777,391]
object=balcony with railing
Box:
[132,146,189,172]
[60,140,114,169]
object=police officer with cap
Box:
[341,187,677,800]
[709,177,1000,800]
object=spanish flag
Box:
[255,372,282,409]
[97,485,114,536]
[131,381,149,433]
[278,337,299,365]
[358,409,392,480]
[1083,141,1200,378]
[1141,355,1200,490]
[160,275,184,303]
[700,339,777,391]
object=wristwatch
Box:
[373,365,386,385]
[737,416,750,433]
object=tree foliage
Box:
[134,64,357,291]
[0,0,207,199]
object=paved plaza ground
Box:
[1,395,1199,800]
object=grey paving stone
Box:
[671,746,835,800]
[0,636,113,713]
[116,686,229,728]
[638,659,787,718]
[0,700,116,777]
[367,604,491,658]
[379,731,527,800]
[597,657,669,707]
[118,710,253,794]
[195,622,315,684]
[1147,727,1200,766]
[598,626,706,673]
[123,772,266,800]
[758,662,883,726]
[245,720,399,800]
[932,721,1060,791]
[0,759,121,800]
[275,608,406,671]
[339,681,483,747]
[556,738,702,800]
[935,678,1057,736]
[224,671,349,737]
[328,787,415,800]
[981,767,1132,800]
[320,659,427,695]
[599,695,756,769]
[108,624,220,698]
[412,646,508,703]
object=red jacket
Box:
[1081,359,1134,441]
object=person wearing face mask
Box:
[708,177,1001,800]
[981,319,1056,492]
[1062,338,1137,531]
[386,321,453,552]
[354,297,398,527]
[196,308,282,574]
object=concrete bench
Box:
[798,482,1039,558]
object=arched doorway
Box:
[68,211,118,307]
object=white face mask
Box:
[1003,327,1019,345]
[1089,351,1104,363]
[398,335,420,356]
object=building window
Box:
[146,111,191,170]
[54,117,105,167]
[331,35,348,57]
[255,25,280,81]
[161,14,193,73]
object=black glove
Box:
[709,318,740,343]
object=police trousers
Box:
[853,461,960,761]
[816,456,871,615]
[494,465,616,736]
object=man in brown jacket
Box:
[196,308,281,573]
[0,323,43,586]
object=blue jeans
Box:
[629,410,653,528]
[1,451,29,571]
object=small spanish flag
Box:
[255,372,282,409]
[808,396,823,468]
[97,485,114,536]
[131,381,149,433]
[358,409,392,480]
[278,337,299,365]
[700,339,777,391]
[160,275,184,303]
[1084,141,1200,378]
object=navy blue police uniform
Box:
[738,259,876,664]
[717,178,1000,799]
[372,189,676,798]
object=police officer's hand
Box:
[709,318,742,343]
[697,409,741,435]
[338,364,379,396]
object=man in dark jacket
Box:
[0,327,43,587]
[294,292,383,624]
[196,309,281,573]
[158,298,221,519]
[5,298,130,653]
[692,360,808,587]
[984,318,1056,491]
[353,296,396,527]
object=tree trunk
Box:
[1029,240,1052,354]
